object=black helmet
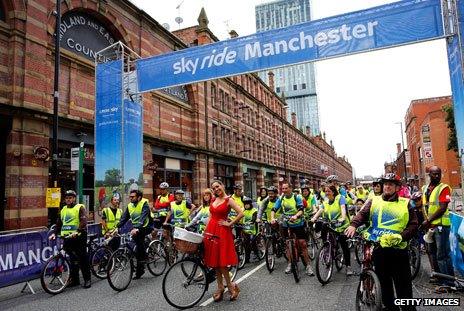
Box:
[242,196,253,204]
[65,190,77,197]
[267,186,278,193]
[381,173,401,185]
[260,186,268,190]
[372,178,383,186]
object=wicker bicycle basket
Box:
[174,239,200,254]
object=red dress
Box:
[203,197,238,268]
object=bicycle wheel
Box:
[409,244,421,280]
[290,240,300,283]
[90,246,112,279]
[307,233,317,260]
[355,241,364,266]
[236,241,246,269]
[265,238,275,273]
[107,249,134,292]
[355,269,382,311]
[147,240,168,276]
[315,242,333,285]
[41,254,70,295]
[162,259,208,309]
[335,244,344,271]
[255,234,266,261]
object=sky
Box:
[129,0,452,178]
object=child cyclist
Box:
[242,196,260,263]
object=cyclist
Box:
[101,195,122,250]
[354,198,365,215]
[257,186,281,223]
[368,178,383,200]
[345,173,418,311]
[229,183,245,230]
[301,184,318,222]
[271,183,314,276]
[421,165,454,286]
[116,189,152,279]
[326,175,339,189]
[242,196,260,263]
[154,182,174,228]
[188,188,213,234]
[356,185,368,201]
[311,185,353,276]
[257,186,268,206]
[164,189,196,228]
[49,190,91,288]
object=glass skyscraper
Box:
[255,0,320,135]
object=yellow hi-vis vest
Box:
[170,200,190,227]
[243,207,258,235]
[366,196,409,249]
[61,204,84,236]
[102,207,122,234]
[322,195,349,233]
[229,194,244,222]
[128,198,149,228]
[422,183,451,226]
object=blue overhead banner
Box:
[136,0,444,92]
[449,213,464,275]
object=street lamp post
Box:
[395,121,408,180]
[281,102,288,182]
[52,0,61,188]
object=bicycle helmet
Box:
[381,173,401,185]
[267,186,278,193]
[242,196,253,204]
[159,182,169,189]
[64,190,77,197]
[233,183,243,190]
[410,191,423,201]
[372,178,383,186]
[326,175,339,183]
[174,189,185,195]
[300,184,310,191]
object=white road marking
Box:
[200,262,266,307]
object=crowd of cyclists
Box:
[48,164,456,311]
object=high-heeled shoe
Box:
[229,283,240,301]
[213,288,225,302]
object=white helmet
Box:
[159,182,169,189]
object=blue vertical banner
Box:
[123,98,143,194]
[95,60,123,210]
[449,213,464,275]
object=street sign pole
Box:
[78,142,84,204]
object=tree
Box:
[103,168,122,187]
[443,104,459,154]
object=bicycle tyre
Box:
[236,240,246,270]
[355,241,364,266]
[162,259,208,309]
[255,233,266,261]
[409,244,421,280]
[265,238,275,273]
[315,242,333,285]
[147,240,168,276]
[355,269,382,311]
[107,248,134,292]
[90,245,113,279]
[290,240,300,283]
[307,233,317,260]
[335,244,344,271]
[40,254,70,295]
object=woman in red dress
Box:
[203,180,244,302]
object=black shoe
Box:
[83,280,91,288]
[68,277,80,287]
[133,270,145,279]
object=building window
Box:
[301,83,306,89]
[293,84,297,91]
[153,157,194,200]
[276,87,281,93]
[224,94,229,114]
[219,89,224,111]
[214,164,235,194]
[220,127,225,152]
[211,84,217,107]
[0,3,5,22]
[212,124,218,150]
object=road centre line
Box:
[200,262,266,307]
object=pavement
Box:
[0,252,462,311]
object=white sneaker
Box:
[285,263,292,274]
[305,265,314,276]
[346,266,354,276]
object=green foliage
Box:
[443,104,459,153]
[103,168,122,187]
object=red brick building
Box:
[0,1,351,230]
[404,96,461,188]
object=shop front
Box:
[214,159,237,195]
